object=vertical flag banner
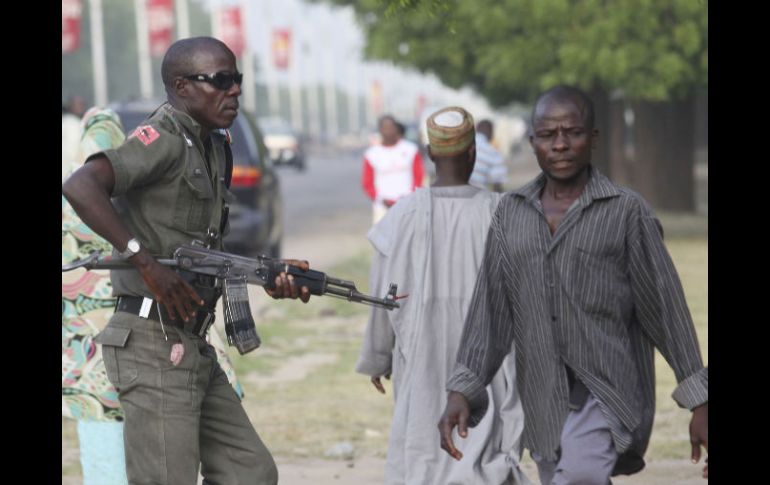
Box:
[148,0,174,57]
[415,93,427,119]
[62,0,83,53]
[272,29,291,70]
[371,80,383,115]
[218,6,245,58]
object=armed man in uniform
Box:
[63,37,308,485]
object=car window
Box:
[118,111,151,135]
[241,114,272,170]
[228,117,258,168]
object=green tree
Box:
[324,0,708,211]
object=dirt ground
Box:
[273,456,706,485]
[62,448,706,485]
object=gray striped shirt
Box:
[446,167,708,465]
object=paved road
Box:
[276,144,372,245]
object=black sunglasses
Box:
[182,71,243,90]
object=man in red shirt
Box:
[362,115,425,224]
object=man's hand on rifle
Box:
[133,250,204,321]
[265,259,311,303]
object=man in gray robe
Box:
[356,107,532,485]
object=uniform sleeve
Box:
[362,157,377,201]
[446,205,517,425]
[412,150,425,189]
[627,199,708,410]
[88,123,183,197]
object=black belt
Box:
[116,295,216,338]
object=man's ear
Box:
[174,78,188,98]
[591,128,599,150]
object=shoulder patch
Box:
[129,125,160,146]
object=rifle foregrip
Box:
[264,263,327,295]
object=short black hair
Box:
[531,85,595,130]
[161,37,234,89]
[378,114,398,129]
[476,119,493,137]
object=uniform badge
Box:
[130,125,160,146]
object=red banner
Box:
[148,0,174,57]
[272,29,291,70]
[371,80,383,115]
[415,94,427,119]
[62,0,83,54]
[218,6,245,58]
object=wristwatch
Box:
[118,238,141,259]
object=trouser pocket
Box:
[95,324,138,389]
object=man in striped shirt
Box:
[438,85,708,483]
[470,119,507,192]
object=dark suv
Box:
[111,100,283,257]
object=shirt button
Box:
[551,316,557,322]
[547,280,555,287]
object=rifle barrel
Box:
[324,285,399,309]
